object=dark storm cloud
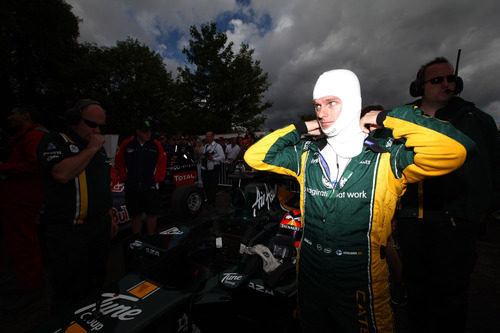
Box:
[67,0,500,129]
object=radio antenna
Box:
[455,49,462,76]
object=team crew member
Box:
[0,106,47,302]
[244,69,475,332]
[396,57,500,332]
[38,99,117,314]
[115,120,166,236]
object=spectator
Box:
[158,134,169,152]
[0,105,47,308]
[192,136,203,162]
[239,133,257,172]
[245,132,256,148]
[244,69,474,332]
[237,136,244,149]
[217,136,227,152]
[37,99,117,314]
[192,137,204,185]
[171,134,193,163]
[236,137,244,159]
[396,57,500,332]
[200,131,224,209]
[115,120,166,236]
[163,136,175,163]
[225,136,241,173]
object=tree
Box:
[0,1,177,135]
[78,38,176,135]
[0,0,80,128]
[177,22,271,133]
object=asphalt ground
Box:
[0,187,498,332]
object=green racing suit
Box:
[244,105,475,332]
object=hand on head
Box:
[360,111,382,134]
[305,120,322,135]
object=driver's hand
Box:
[305,120,322,136]
[360,111,382,134]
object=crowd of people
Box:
[157,131,257,166]
[0,55,498,333]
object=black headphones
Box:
[65,99,102,125]
[409,64,464,97]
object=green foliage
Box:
[0,0,80,126]
[1,5,271,136]
[78,38,176,135]
[178,22,272,133]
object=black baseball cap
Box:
[136,119,152,131]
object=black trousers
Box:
[396,217,477,333]
[201,166,219,207]
[44,214,111,314]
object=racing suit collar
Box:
[310,137,386,154]
[363,137,388,153]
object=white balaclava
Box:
[313,69,366,158]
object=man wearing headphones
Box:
[37,99,117,314]
[397,58,500,332]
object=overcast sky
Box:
[66,0,500,130]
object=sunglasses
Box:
[83,118,105,129]
[424,74,457,85]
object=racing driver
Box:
[244,69,475,332]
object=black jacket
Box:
[399,97,500,221]
[115,137,167,191]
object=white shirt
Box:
[225,144,241,161]
[202,141,225,170]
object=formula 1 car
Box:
[194,207,302,333]
[35,219,215,333]
[35,171,301,332]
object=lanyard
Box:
[319,152,339,189]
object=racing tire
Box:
[172,184,204,217]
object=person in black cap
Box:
[115,119,166,236]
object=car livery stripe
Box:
[366,153,378,331]
[60,133,89,225]
[296,150,308,269]
[76,170,88,224]
[368,152,394,332]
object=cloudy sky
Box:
[66,0,500,129]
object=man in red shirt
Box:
[0,105,47,301]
